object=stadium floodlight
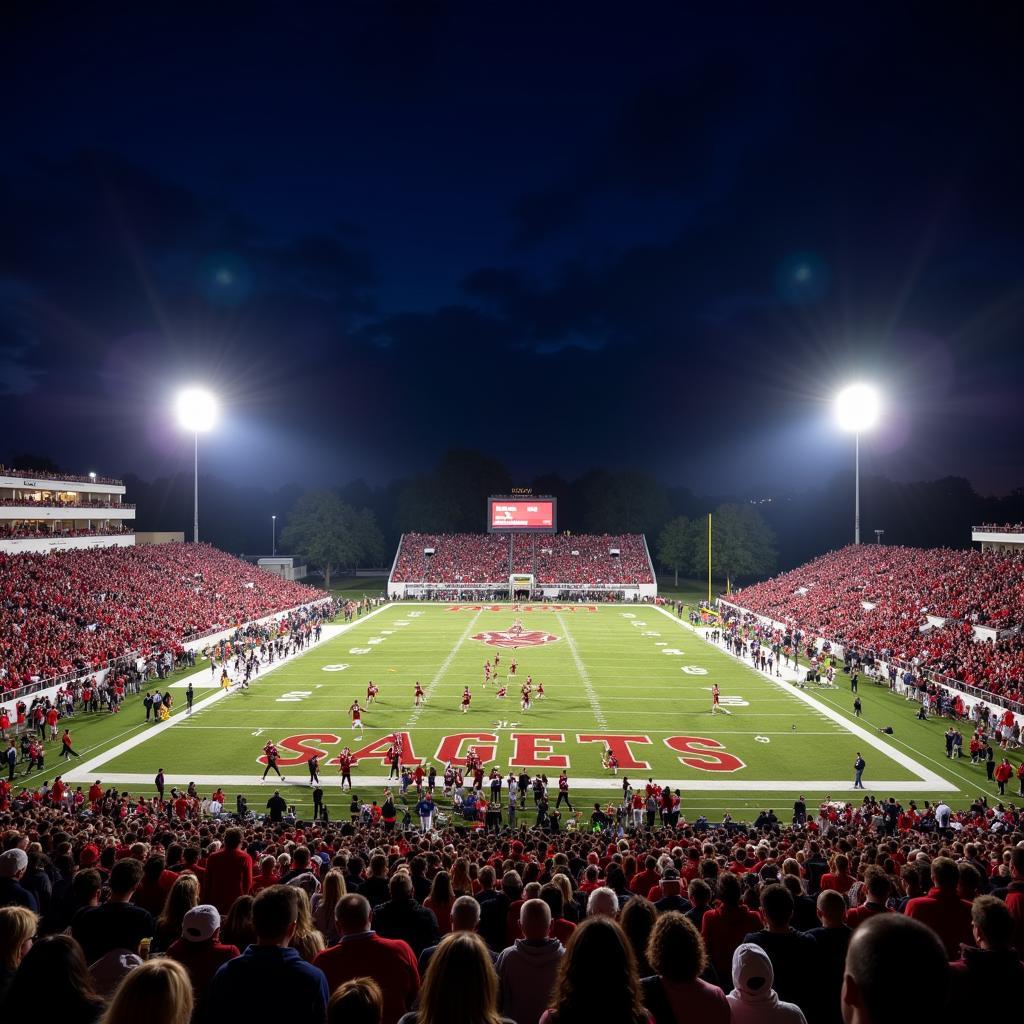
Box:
[88,471,97,481]
[175,387,219,544]
[272,514,277,557]
[834,383,881,545]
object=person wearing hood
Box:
[727,943,807,1024]
[496,898,564,1024]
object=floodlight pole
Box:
[193,431,200,544]
[854,431,860,545]
[272,515,277,557]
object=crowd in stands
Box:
[0,524,135,540]
[1,781,1022,1024]
[0,498,133,509]
[0,464,123,486]
[975,523,1024,534]
[0,543,325,691]
[727,545,1024,705]
[392,533,654,588]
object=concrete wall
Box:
[135,532,186,545]
[0,534,135,555]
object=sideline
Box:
[651,604,957,792]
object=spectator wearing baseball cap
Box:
[167,903,240,1011]
[0,849,37,912]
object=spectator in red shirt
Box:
[700,872,763,983]
[904,857,974,958]
[132,854,179,917]
[203,828,253,914]
[314,893,419,1024]
[845,868,891,931]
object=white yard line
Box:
[652,605,957,791]
[405,609,485,728]
[63,604,396,783]
[556,613,607,729]
[66,771,952,792]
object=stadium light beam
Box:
[175,387,218,544]
[835,383,881,545]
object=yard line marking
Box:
[68,772,955,792]
[63,603,397,783]
[406,609,484,729]
[556,612,606,729]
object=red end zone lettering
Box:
[509,732,569,769]
[664,736,745,773]
[259,734,339,767]
[435,733,498,765]
[577,734,652,770]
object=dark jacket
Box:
[206,944,329,1024]
[371,897,440,956]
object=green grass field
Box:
[53,602,1019,822]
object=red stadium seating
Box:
[391,532,654,587]
[727,545,1024,702]
[0,543,323,691]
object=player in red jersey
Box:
[536,681,545,699]
[509,658,517,676]
[414,681,425,706]
[483,661,491,685]
[521,683,532,712]
[350,700,364,732]
[711,684,729,714]
[461,687,472,713]
[366,681,379,705]
[495,684,507,699]
[337,747,353,790]
[261,740,284,781]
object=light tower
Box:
[835,383,881,545]
[175,387,218,543]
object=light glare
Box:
[176,387,218,432]
[835,383,880,433]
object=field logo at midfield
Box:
[472,621,559,649]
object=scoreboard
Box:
[488,497,556,533]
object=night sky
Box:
[3,5,1022,496]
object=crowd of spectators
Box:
[0,524,135,540]
[0,497,133,509]
[727,545,1024,705]
[0,543,324,691]
[392,533,654,588]
[0,464,123,486]
[975,523,1024,534]
[0,784,1021,1024]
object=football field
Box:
[63,602,982,821]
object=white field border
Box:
[651,605,957,793]
[62,603,395,784]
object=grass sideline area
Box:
[45,602,1019,823]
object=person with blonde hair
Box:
[398,931,511,1024]
[330,976,384,1024]
[153,872,200,953]
[289,885,326,962]
[312,868,347,945]
[100,958,193,1024]
[0,905,37,1000]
